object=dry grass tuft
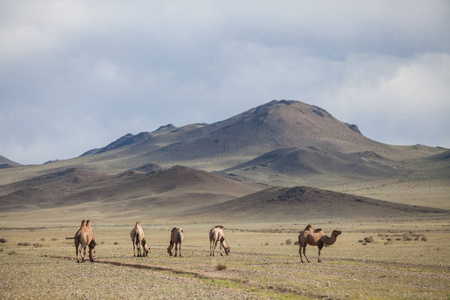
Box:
[216,263,227,271]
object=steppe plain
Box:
[1,101,449,299]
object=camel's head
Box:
[332,230,342,237]
[167,246,173,256]
[224,246,231,256]
[144,244,151,257]
[88,240,97,262]
[142,238,150,257]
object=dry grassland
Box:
[1,217,449,299]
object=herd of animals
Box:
[67,220,342,264]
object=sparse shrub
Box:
[285,239,292,245]
[33,243,43,248]
[114,242,119,245]
[41,238,45,241]
[0,248,3,253]
[403,235,412,241]
[51,238,58,241]
[294,241,299,246]
[421,236,427,242]
[364,237,374,243]
[8,251,16,255]
[216,263,227,271]
[265,242,269,246]
[18,242,30,246]
[0,238,7,243]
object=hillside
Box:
[79,100,397,168]
[0,100,448,218]
[182,186,448,222]
[0,166,264,217]
[0,155,21,169]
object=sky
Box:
[1,1,449,165]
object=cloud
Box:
[331,53,450,146]
[1,0,449,164]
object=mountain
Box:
[0,166,263,215]
[0,155,22,169]
[218,147,403,187]
[0,100,448,221]
[1,165,446,223]
[182,186,447,222]
[81,100,395,168]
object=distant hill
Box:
[0,165,446,223]
[0,166,263,214]
[183,186,448,222]
[81,100,395,167]
[0,100,448,220]
[0,155,22,169]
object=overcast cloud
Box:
[1,1,449,164]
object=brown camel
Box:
[66,219,96,262]
[130,222,150,257]
[298,224,341,263]
[167,227,184,257]
[209,225,230,256]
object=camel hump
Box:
[81,220,86,227]
[171,227,177,233]
[304,224,312,231]
[314,228,323,233]
[215,225,224,229]
[86,220,91,228]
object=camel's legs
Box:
[219,238,226,256]
[177,242,182,257]
[317,242,324,263]
[174,243,178,257]
[211,240,218,256]
[75,241,80,262]
[132,240,136,257]
[81,246,86,262]
[299,245,304,263]
[302,245,311,263]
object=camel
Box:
[209,225,230,256]
[298,224,341,263]
[167,227,184,257]
[130,222,150,257]
[66,219,96,263]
